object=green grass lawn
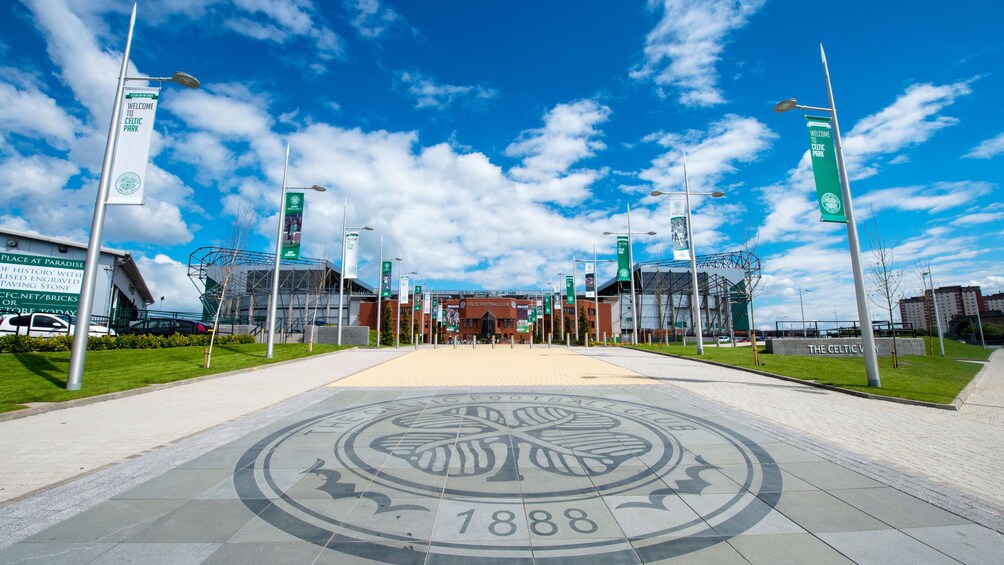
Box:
[0,343,347,414]
[632,339,991,405]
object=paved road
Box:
[0,345,1001,564]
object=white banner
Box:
[554,293,561,310]
[343,232,359,279]
[536,299,543,319]
[400,275,409,305]
[438,305,444,323]
[585,263,596,298]
[670,199,691,261]
[107,87,160,205]
[423,292,431,315]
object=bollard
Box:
[473,339,476,349]
[548,334,552,348]
[585,334,589,348]
[530,337,533,349]
[665,334,669,346]
[491,337,495,349]
[603,332,607,346]
[414,334,418,350]
[453,339,457,349]
[647,334,652,346]
[434,333,438,350]
[566,333,570,348]
[396,335,400,349]
[510,336,514,349]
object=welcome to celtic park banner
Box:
[343,232,360,279]
[805,116,847,223]
[0,252,84,315]
[565,275,574,305]
[543,293,552,315]
[107,87,159,205]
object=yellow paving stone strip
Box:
[331,346,654,387]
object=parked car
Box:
[717,336,731,343]
[0,312,116,337]
[118,318,212,336]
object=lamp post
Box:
[374,236,401,349]
[406,270,420,345]
[604,206,655,345]
[921,270,945,357]
[576,249,615,346]
[66,5,201,390]
[650,162,724,355]
[773,45,881,387]
[799,287,813,337]
[336,197,373,346]
[266,145,327,360]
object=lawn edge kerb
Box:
[624,345,970,411]
[0,346,356,423]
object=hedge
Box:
[0,333,256,354]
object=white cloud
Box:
[346,0,405,39]
[964,132,1004,159]
[397,71,497,110]
[855,181,995,215]
[639,114,775,192]
[506,99,611,186]
[631,0,765,107]
[135,253,204,313]
[0,70,80,147]
[166,87,274,140]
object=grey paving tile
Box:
[589,464,674,496]
[431,498,530,543]
[780,460,886,490]
[727,532,856,564]
[523,498,623,542]
[202,541,325,564]
[343,496,439,541]
[427,547,534,565]
[632,535,748,564]
[902,523,1004,565]
[176,446,255,471]
[23,499,187,543]
[318,539,429,564]
[680,492,806,537]
[717,464,818,493]
[533,539,642,564]
[603,494,710,539]
[767,490,891,533]
[111,469,233,500]
[0,542,114,564]
[818,528,961,564]
[829,487,973,529]
[87,542,220,564]
[126,500,259,543]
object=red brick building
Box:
[359,296,612,343]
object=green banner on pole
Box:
[543,293,552,315]
[280,192,305,259]
[414,285,422,311]
[805,116,847,223]
[432,298,438,321]
[380,261,392,299]
[565,275,574,305]
[616,236,631,281]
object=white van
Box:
[0,313,116,337]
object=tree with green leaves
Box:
[577,306,590,345]
[400,309,412,344]
[380,303,394,346]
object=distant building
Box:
[1,227,154,326]
[899,285,984,333]
[984,292,1004,313]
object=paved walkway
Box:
[958,349,1004,427]
[0,345,1001,564]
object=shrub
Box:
[0,332,255,353]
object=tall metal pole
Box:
[799,287,812,338]
[66,5,138,389]
[975,305,986,349]
[594,244,600,345]
[571,258,579,342]
[336,197,347,345]
[395,273,401,349]
[376,236,383,349]
[683,159,703,354]
[265,144,290,359]
[627,204,639,345]
[822,45,880,387]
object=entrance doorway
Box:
[479,313,496,341]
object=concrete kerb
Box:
[624,345,960,411]
[0,346,361,423]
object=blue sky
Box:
[1,0,1001,327]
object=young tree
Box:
[738,222,767,366]
[205,205,254,368]
[380,303,395,345]
[400,309,412,344]
[866,220,903,367]
[577,305,591,345]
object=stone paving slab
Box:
[1,346,1002,563]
